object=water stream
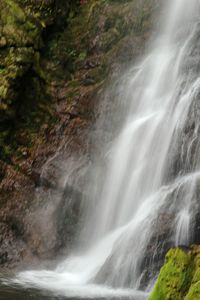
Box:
[2,0,200,299]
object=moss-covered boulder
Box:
[149,246,200,300]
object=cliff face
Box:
[149,246,200,300]
[0,0,157,268]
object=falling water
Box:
[4,0,200,298]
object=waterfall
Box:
[8,0,200,298]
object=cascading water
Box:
[3,0,200,299]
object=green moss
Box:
[0,0,50,159]
[185,282,200,300]
[149,248,194,300]
[149,246,200,300]
[1,0,41,47]
[184,248,200,300]
[0,0,44,125]
[78,50,87,61]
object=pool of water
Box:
[0,281,148,300]
[0,283,63,300]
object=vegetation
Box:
[149,246,200,300]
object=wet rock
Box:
[191,212,200,245]
[165,24,200,181]
[0,0,158,268]
[139,214,175,289]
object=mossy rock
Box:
[149,246,200,300]
[184,246,200,300]
[0,0,155,164]
[0,0,43,117]
[0,0,52,161]
[0,0,41,48]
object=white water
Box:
[8,0,200,298]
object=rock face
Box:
[0,0,158,268]
[149,246,200,300]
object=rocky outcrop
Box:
[0,0,158,268]
[149,246,200,300]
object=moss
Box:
[149,248,194,300]
[78,50,87,62]
[0,0,44,125]
[0,0,53,163]
[149,246,200,300]
[1,0,41,48]
[184,247,200,300]
[185,282,200,300]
